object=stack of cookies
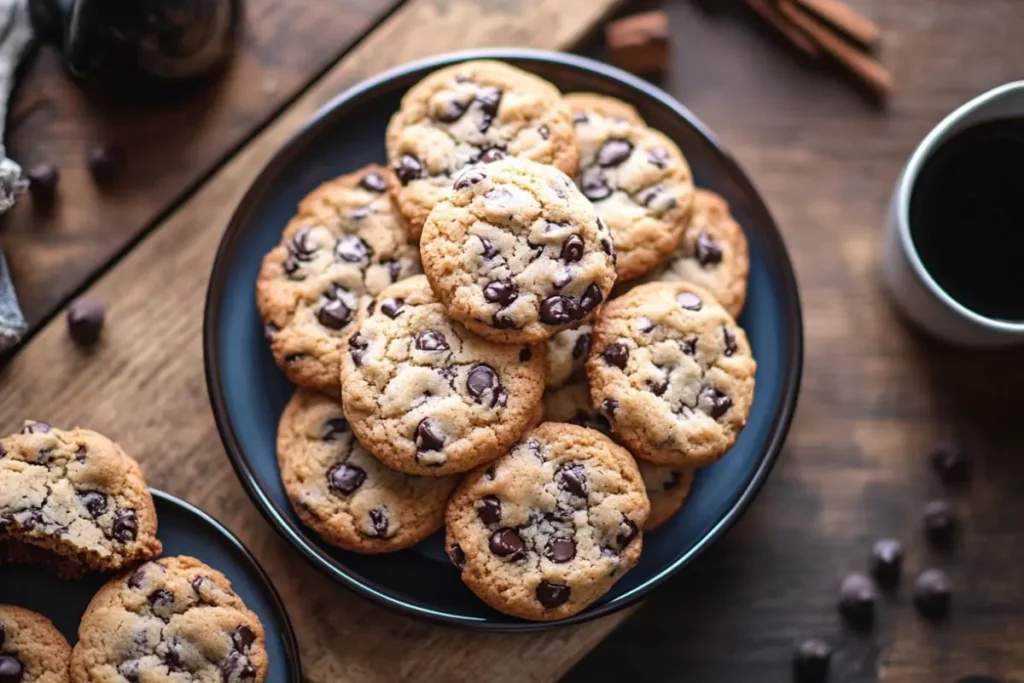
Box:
[257,60,755,622]
[0,422,270,682]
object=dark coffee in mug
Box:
[909,118,1024,321]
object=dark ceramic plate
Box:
[0,490,302,681]
[204,49,803,631]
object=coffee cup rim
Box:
[896,80,1024,335]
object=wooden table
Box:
[3,1,1023,681]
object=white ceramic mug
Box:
[882,81,1024,347]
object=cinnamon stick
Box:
[777,0,894,100]
[793,0,880,49]
[745,0,821,60]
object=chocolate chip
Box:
[723,328,737,356]
[393,154,423,185]
[572,112,588,125]
[695,232,723,266]
[111,508,138,542]
[320,418,349,441]
[475,87,502,132]
[557,462,587,497]
[477,147,506,164]
[28,162,59,200]
[647,374,669,396]
[336,235,371,263]
[78,490,108,517]
[870,538,904,587]
[483,280,518,306]
[677,292,703,311]
[912,569,951,620]
[579,284,603,315]
[128,567,147,589]
[539,296,580,325]
[597,139,634,167]
[647,147,670,168]
[415,419,444,452]
[663,470,684,490]
[74,446,87,462]
[0,654,24,683]
[415,329,448,351]
[327,463,366,495]
[572,333,592,360]
[601,237,615,257]
[535,580,570,608]
[0,622,5,647]
[317,299,353,330]
[287,228,315,261]
[368,507,390,538]
[538,125,550,139]
[601,398,619,418]
[682,337,698,355]
[545,537,576,563]
[67,297,105,347]
[149,589,174,618]
[450,544,466,569]
[383,260,402,283]
[436,99,468,123]
[348,207,372,221]
[467,364,503,407]
[164,640,184,671]
[637,185,665,208]
[930,442,971,483]
[15,507,44,530]
[360,172,388,193]
[519,346,532,362]
[485,464,496,480]
[224,651,256,680]
[348,333,368,366]
[118,660,141,682]
[616,518,639,547]
[380,298,405,318]
[560,234,584,262]
[792,638,832,683]
[602,342,629,369]
[922,499,957,546]
[581,167,611,201]
[477,495,502,525]
[837,572,876,627]
[454,168,486,190]
[700,387,732,418]
[489,528,525,559]
[87,144,122,184]
[493,312,518,329]
[477,236,497,258]
[22,421,50,434]
[233,625,256,652]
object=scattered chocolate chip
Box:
[536,580,570,608]
[87,144,122,184]
[545,537,576,563]
[601,237,615,257]
[677,292,703,311]
[22,421,51,434]
[477,147,506,163]
[560,234,584,262]
[454,168,486,190]
[603,342,629,369]
[111,509,138,542]
[723,328,737,356]
[436,98,468,123]
[0,622,5,647]
[647,147,670,168]
[28,162,59,201]
[489,528,525,559]
[579,284,603,315]
[572,333,592,360]
[637,185,665,208]
[224,651,257,680]
[287,228,315,262]
[494,311,518,329]
[663,470,683,490]
[475,87,502,132]
[320,418,349,441]
[601,398,619,418]
[539,296,580,325]
[67,297,105,347]
[597,139,634,167]
[78,490,108,517]
[450,544,466,569]
[477,495,502,525]
[368,507,390,538]
[930,442,971,483]
[381,260,402,283]
[616,518,639,547]
[681,337,698,356]
[393,154,423,185]
[483,280,518,306]
[380,298,405,319]
[695,232,723,266]
[467,364,503,407]
[581,167,612,202]
[557,462,587,497]
[233,625,256,652]
[327,463,366,495]
[700,387,732,418]
[922,499,957,546]
[415,419,444,452]
[348,333,368,366]
[485,464,496,480]
[537,125,550,140]
[336,235,371,263]
[164,640,184,671]
[149,589,174,618]
[414,329,448,351]
[477,236,497,258]
[74,446,88,462]
[118,660,141,682]
[0,654,24,683]
[647,373,669,396]
[15,507,44,530]
[792,638,832,683]
[360,172,388,193]
[128,567,147,589]
[913,568,952,620]
[837,572,876,627]
[519,346,532,362]
[317,299,353,330]
[572,112,588,125]
[348,207,372,221]
[870,538,904,587]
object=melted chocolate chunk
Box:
[336,235,371,263]
[436,98,468,123]
[597,139,634,167]
[701,387,732,418]
[415,419,445,452]
[723,328,737,356]
[394,155,423,185]
[467,364,504,407]
[360,172,388,193]
[475,87,502,132]
[111,509,138,542]
[78,490,108,517]
[415,329,449,351]
[557,462,587,497]
[327,463,366,495]
[519,346,532,362]
[677,292,703,311]
[579,284,603,315]
[317,299,353,330]
[535,580,570,608]
[601,398,619,418]
[368,507,390,538]
[380,298,405,319]
[484,280,518,305]
[616,518,639,547]
[477,147,506,164]
[560,234,584,262]
[580,167,612,202]
[603,343,629,369]
[477,236,498,258]
[489,528,525,559]
[449,544,466,569]
[572,333,592,359]
[695,232,723,266]
[477,495,502,525]
[545,537,576,563]
[454,168,486,191]
[348,333,368,367]
[647,147,670,168]
[539,296,581,325]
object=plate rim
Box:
[203,47,804,632]
[150,489,304,681]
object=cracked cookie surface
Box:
[568,92,695,282]
[0,422,161,578]
[445,422,649,621]
[545,325,592,389]
[421,157,617,344]
[340,275,546,476]
[0,605,71,683]
[256,164,421,394]
[70,556,268,683]
[587,282,756,467]
[637,189,750,318]
[385,60,579,241]
[277,388,459,552]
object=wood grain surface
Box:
[567,1,1024,682]
[0,0,627,682]
[2,0,403,329]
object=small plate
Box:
[204,49,804,631]
[0,489,302,681]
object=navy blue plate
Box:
[0,490,302,681]
[204,49,803,631]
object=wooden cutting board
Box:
[0,0,629,681]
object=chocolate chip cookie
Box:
[587,282,756,467]
[0,605,71,683]
[563,92,644,128]
[420,157,617,344]
[0,422,162,578]
[568,92,695,282]
[545,324,592,388]
[542,379,610,435]
[640,189,750,318]
[638,462,693,531]
[278,388,459,552]
[445,423,649,621]
[385,60,579,241]
[340,275,546,476]
[70,556,268,683]
[256,165,421,394]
